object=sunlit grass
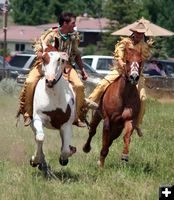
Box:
[0,87,173,200]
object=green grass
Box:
[0,88,173,200]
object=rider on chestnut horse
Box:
[85,22,153,136]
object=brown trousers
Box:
[19,62,85,121]
[88,69,147,128]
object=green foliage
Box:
[10,0,104,25]
[143,0,174,57]
[0,49,11,57]
[9,0,174,56]
[104,0,148,24]
[57,0,103,17]
[82,44,97,55]
[151,38,169,59]
[10,0,54,25]
[97,31,117,55]
[99,0,174,57]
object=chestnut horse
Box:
[83,47,142,167]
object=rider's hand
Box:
[118,59,126,67]
[37,51,43,59]
[81,68,88,80]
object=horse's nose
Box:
[46,79,56,88]
[129,73,139,85]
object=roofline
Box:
[0,39,34,43]
[79,29,108,33]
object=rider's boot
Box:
[73,119,86,128]
[24,113,32,126]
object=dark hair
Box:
[58,12,76,26]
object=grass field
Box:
[0,82,173,200]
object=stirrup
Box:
[73,120,86,128]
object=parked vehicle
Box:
[144,59,174,78]
[81,55,114,75]
[17,61,103,95]
[82,55,174,78]
[7,54,36,79]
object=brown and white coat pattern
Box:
[31,48,76,168]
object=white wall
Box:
[7,41,33,55]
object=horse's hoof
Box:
[135,127,143,137]
[97,160,104,168]
[83,144,91,153]
[38,163,48,172]
[121,154,129,162]
[59,157,69,166]
[36,134,44,142]
[30,157,39,167]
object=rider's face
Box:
[66,17,76,33]
[133,32,144,43]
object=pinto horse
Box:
[83,47,142,167]
[30,44,76,172]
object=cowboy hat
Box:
[129,22,146,33]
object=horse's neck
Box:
[119,76,137,97]
[115,76,136,96]
[55,78,70,93]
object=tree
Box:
[97,0,149,55]
[10,0,104,25]
[11,0,54,25]
[98,0,174,57]
[143,0,174,57]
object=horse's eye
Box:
[62,59,65,63]
[58,58,60,62]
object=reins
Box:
[54,72,63,85]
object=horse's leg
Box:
[59,123,76,166]
[30,115,47,171]
[121,120,133,161]
[98,117,112,167]
[83,110,102,153]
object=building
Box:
[0,16,111,55]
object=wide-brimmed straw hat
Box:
[130,22,146,33]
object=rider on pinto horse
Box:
[17,12,95,128]
[84,22,153,136]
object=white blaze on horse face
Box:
[43,52,64,81]
[130,62,139,76]
[129,61,140,84]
